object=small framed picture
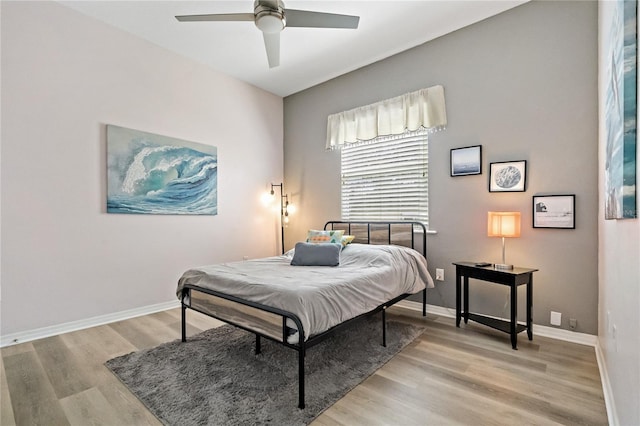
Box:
[489,160,527,192]
[450,145,482,177]
[533,194,576,229]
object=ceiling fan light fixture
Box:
[255,11,285,33]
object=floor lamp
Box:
[271,183,290,254]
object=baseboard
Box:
[594,340,619,426]
[395,300,598,346]
[0,300,181,348]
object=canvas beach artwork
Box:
[107,125,218,215]
[604,0,637,219]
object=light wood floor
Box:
[1,307,608,426]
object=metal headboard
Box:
[323,221,427,257]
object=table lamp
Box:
[487,211,521,270]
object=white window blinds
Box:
[341,130,429,226]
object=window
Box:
[341,130,429,227]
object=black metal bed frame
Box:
[180,221,427,409]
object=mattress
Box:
[177,243,434,341]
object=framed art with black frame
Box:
[489,160,527,192]
[450,145,482,177]
[533,194,576,229]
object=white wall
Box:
[598,3,640,425]
[0,1,283,336]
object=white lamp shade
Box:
[487,211,521,238]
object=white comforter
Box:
[176,243,434,341]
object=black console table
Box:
[453,262,538,349]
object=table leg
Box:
[510,283,518,350]
[527,274,533,341]
[456,268,462,327]
[463,276,469,324]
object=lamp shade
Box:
[487,212,521,238]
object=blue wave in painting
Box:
[108,145,217,215]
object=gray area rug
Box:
[105,315,424,425]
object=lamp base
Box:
[494,263,514,270]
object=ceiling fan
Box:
[176,0,360,68]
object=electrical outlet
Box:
[550,311,562,326]
[569,318,577,330]
[435,268,445,281]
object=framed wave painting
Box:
[604,0,637,219]
[107,125,217,215]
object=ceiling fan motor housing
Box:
[254,0,286,33]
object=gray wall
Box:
[284,1,598,334]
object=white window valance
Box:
[326,84,447,150]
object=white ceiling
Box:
[58,1,527,97]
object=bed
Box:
[176,221,434,409]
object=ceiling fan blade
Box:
[263,32,280,68]
[285,9,359,29]
[175,13,254,22]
